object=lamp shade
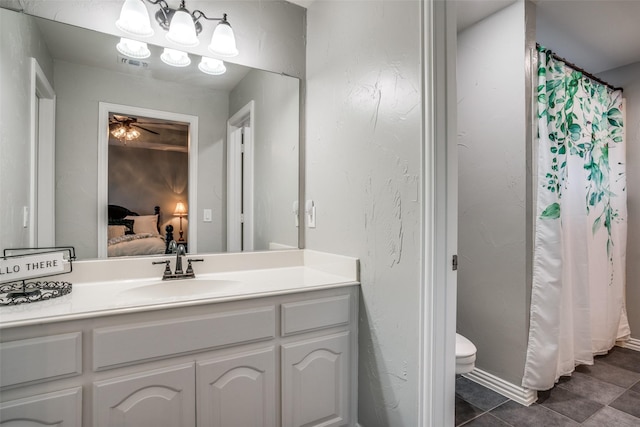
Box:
[116,38,151,59]
[174,202,187,216]
[208,20,238,57]
[116,0,154,37]
[198,57,226,75]
[166,9,199,47]
[160,48,191,67]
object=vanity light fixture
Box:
[116,38,151,59]
[198,57,226,75]
[116,0,154,37]
[115,0,239,57]
[160,48,191,67]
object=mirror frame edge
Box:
[96,102,199,258]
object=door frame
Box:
[29,58,56,247]
[226,101,255,252]
[97,103,199,257]
[419,0,458,425]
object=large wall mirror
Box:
[0,7,301,260]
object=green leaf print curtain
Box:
[522,47,630,391]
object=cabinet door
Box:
[281,332,350,427]
[93,363,195,427]
[197,347,276,427]
[0,387,81,427]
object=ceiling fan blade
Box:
[133,124,160,135]
[112,114,130,122]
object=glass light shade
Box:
[166,9,199,47]
[160,48,191,67]
[208,21,238,57]
[111,125,126,139]
[198,57,226,75]
[124,128,141,141]
[116,38,151,59]
[174,202,187,216]
[116,0,154,37]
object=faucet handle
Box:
[152,260,172,278]
[185,258,204,275]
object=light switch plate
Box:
[203,209,212,222]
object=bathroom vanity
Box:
[0,250,359,427]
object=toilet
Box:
[456,333,477,374]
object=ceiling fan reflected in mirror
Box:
[109,114,161,142]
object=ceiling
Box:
[457,0,640,74]
[535,0,640,74]
[290,0,640,75]
[9,0,640,84]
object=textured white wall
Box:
[306,1,422,424]
[54,60,228,258]
[600,62,640,341]
[457,1,531,385]
[229,69,299,251]
[0,8,53,251]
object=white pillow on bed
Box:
[125,215,160,236]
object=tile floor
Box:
[455,346,640,426]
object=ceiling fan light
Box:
[160,48,191,67]
[166,9,199,47]
[208,20,238,57]
[111,125,126,139]
[198,57,226,75]
[125,128,141,141]
[116,0,154,37]
[116,38,151,59]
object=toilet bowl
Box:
[456,333,477,374]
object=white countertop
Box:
[0,250,359,329]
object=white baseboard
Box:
[463,368,538,407]
[617,337,640,352]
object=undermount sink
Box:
[118,278,242,301]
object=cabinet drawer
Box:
[93,364,195,427]
[0,387,82,426]
[0,332,82,388]
[93,306,276,370]
[281,295,350,336]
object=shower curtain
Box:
[522,47,630,391]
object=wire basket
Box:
[0,281,72,306]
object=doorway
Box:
[97,103,199,257]
[30,58,56,247]
[227,101,255,252]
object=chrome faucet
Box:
[174,244,186,275]
[153,241,203,280]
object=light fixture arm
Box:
[192,11,228,24]
[141,0,229,35]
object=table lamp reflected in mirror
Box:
[173,202,187,242]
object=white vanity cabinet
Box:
[0,387,82,426]
[0,332,83,426]
[197,346,276,427]
[93,363,196,427]
[0,285,359,427]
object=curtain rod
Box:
[536,44,623,92]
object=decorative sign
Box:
[0,252,66,283]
